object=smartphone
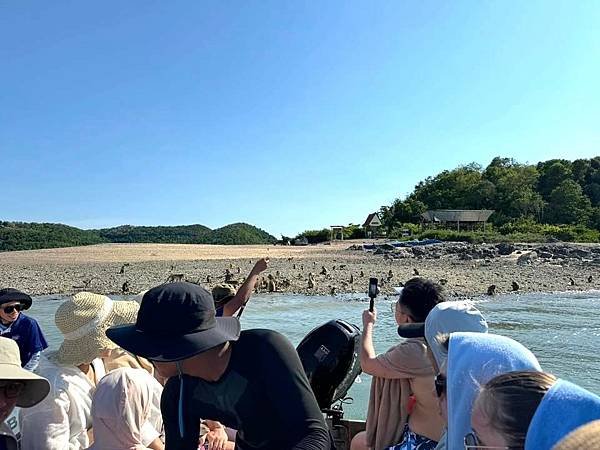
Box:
[368,277,378,311]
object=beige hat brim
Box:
[55,300,139,366]
[553,420,600,450]
[0,363,50,407]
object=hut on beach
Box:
[362,213,383,238]
[421,209,494,231]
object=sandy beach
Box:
[1,241,599,298]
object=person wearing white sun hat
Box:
[0,336,50,450]
[19,292,141,450]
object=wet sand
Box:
[0,241,598,298]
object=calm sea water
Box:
[28,291,600,420]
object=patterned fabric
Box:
[386,423,438,450]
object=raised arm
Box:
[222,258,268,317]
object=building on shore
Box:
[420,209,494,231]
[362,213,383,238]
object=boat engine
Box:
[297,319,363,450]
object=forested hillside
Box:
[0,222,276,251]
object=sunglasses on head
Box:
[1,304,23,314]
[464,432,511,449]
[434,373,446,397]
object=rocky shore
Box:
[0,242,598,298]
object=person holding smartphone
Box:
[0,288,48,371]
[352,278,446,450]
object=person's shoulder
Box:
[239,329,290,347]
[385,338,427,357]
[16,314,41,329]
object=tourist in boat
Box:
[0,288,48,371]
[106,281,332,450]
[0,336,50,450]
[212,257,269,317]
[470,370,600,450]
[394,300,488,450]
[352,277,446,450]
[437,332,541,450]
[87,367,164,450]
[19,292,141,450]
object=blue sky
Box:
[1,1,599,237]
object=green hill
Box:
[96,224,212,244]
[208,223,277,245]
[0,221,106,251]
[0,221,276,251]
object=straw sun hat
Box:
[553,420,600,450]
[0,337,50,407]
[54,292,139,366]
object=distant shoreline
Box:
[1,241,598,297]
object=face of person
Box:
[394,301,413,326]
[152,361,179,378]
[0,381,24,422]
[470,393,510,448]
[0,301,21,324]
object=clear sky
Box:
[1,1,599,237]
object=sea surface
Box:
[28,290,600,420]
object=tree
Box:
[546,180,592,225]
[537,160,573,199]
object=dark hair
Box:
[398,277,445,322]
[479,371,557,448]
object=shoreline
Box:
[1,242,599,297]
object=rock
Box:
[487,285,497,296]
[517,252,538,266]
[411,247,426,257]
[538,251,553,259]
[571,248,591,258]
[496,243,516,256]
[512,281,520,291]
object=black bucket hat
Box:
[106,282,241,362]
[0,288,33,310]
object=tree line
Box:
[379,157,599,231]
[0,222,277,252]
[295,157,600,243]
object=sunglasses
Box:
[1,304,23,314]
[434,373,446,397]
[464,432,511,449]
[0,382,25,399]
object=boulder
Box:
[496,243,516,256]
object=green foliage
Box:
[296,228,331,244]
[207,223,277,245]
[97,224,211,244]
[0,221,277,252]
[343,224,365,240]
[546,180,592,225]
[380,156,600,239]
[0,222,106,251]
[387,223,421,239]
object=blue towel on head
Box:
[446,332,542,450]
[525,379,600,450]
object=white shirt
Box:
[19,355,106,450]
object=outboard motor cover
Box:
[297,319,362,410]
